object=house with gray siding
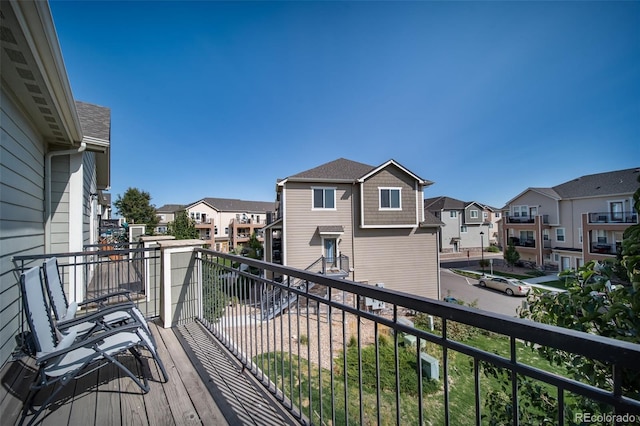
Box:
[0,0,111,366]
[263,158,442,299]
[500,168,639,271]
[424,196,500,254]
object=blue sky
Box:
[49,1,640,210]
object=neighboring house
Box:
[500,168,639,271]
[424,196,499,253]
[180,198,275,251]
[263,158,442,299]
[155,204,186,234]
[0,1,111,365]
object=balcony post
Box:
[157,239,204,328]
[140,235,175,302]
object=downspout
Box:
[45,142,87,254]
[351,182,357,282]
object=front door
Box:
[324,238,337,266]
[561,256,571,271]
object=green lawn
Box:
[254,328,572,425]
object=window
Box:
[578,228,583,244]
[489,223,494,229]
[379,188,401,209]
[312,187,336,209]
[610,201,623,221]
[461,225,468,233]
[483,212,488,219]
[214,226,218,235]
[450,211,457,218]
[470,210,479,219]
[495,212,501,218]
[224,227,229,235]
[512,206,528,217]
[543,229,549,241]
[596,230,607,244]
[520,230,534,241]
[556,228,565,242]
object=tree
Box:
[114,187,159,234]
[167,210,199,240]
[503,243,520,270]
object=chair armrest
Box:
[56,302,139,330]
[78,290,133,307]
[37,323,142,364]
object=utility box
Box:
[420,352,439,381]
[365,282,386,311]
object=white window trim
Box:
[311,186,337,210]
[450,211,457,218]
[460,225,468,233]
[470,210,479,219]
[556,228,565,242]
[378,187,402,211]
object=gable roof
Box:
[358,159,433,186]
[76,101,111,142]
[156,204,186,213]
[420,210,444,227]
[424,196,466,211]
[552,168,640,198]
[284,157,432,186]
[75,101,111,189]
[288,158,375,181]
[504,167,640,206]
[190,198,275,213]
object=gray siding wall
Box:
[353,226,439,299]
[283,182,355,273]
[361,166,417,227]
[464,205,483,224]
[83,152,97,246]
[510,192,559,224]
[50,156,70,253]
[0,87,46,365]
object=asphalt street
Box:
[439,268,527,317]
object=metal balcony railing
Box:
[11,245,640,425]
[506,216,534,224]
[508,237,536,248]
[506,215,549,224]
[590,243,618,255]
[197,249,640,425]
[14,243,162,321]
[588,212,638,224]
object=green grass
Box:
[533,279,566,290]
[254,329,572,425]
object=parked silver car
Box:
[478,276,531,296]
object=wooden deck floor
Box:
[0,320,298,425]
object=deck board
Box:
[94,362,122,426]
[0,320,298,426]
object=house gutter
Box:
[45,142,86,253]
